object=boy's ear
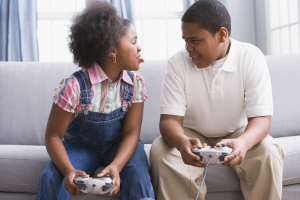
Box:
[218,27,228,43]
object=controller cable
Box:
[195,155,212,200]
[86,184,96,200]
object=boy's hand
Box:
[64,169,87,195]
[216,138,248,167]
[178,138,207,168]
[97,165,120,196]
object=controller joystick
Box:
[192,144,233,165]
[74,174,114,195]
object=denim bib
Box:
[65,70,133,148]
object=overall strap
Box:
[122,71,134,102]
[72,70,92,104]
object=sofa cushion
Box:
[266,54,300,138]
[0,145,50,193]
[274,136,300,186]
[0,62,78,145]
[1,136,299,195]
[0,61,166,145]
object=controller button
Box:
[199,156,203,161]
[222,152,228,155]
[197,147,202,149]
[77,181,84,183]
[220,155,226,162]
[102,185,111,192]
[221,144,226,147]
[78,184,87,190]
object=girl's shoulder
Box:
[130,71,147,103]
[131,71,146,86]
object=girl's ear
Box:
[218,27,228,43]
[109,48,117,59]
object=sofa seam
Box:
[0,158,49,163]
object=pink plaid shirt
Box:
[53,63,147,120]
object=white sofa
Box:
[0,54,300,200]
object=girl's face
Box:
[115,24,144,71]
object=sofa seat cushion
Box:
[0,145,50,193]
[274,136,300,186]
[0,144,153,195]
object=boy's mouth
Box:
[191,55,200,62]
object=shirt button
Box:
[109,87,113,91]
[214,81,218,85]
[106,104,111,109]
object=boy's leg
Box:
[216,127,286,200]
[36,140,101,200]
[103,140,155,200]
[149,127,214,200]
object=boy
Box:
[149,1,285,200]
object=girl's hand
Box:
[216,138,249,167]
[97,165,120,196]
[64,169,87,195]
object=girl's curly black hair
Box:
[68,1,131,68]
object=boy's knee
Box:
[150,136,169,164]
[255,136,285,163]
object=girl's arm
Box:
[112,102,144,171]
[45,103,86,194]
[97,102,144,196]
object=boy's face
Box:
[182,22,226,69]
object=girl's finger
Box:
[97,169,109,177]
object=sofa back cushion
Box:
[0,54,299,145]
[0,61,166,145]
[0,62,78,145]
[266,54,300,138]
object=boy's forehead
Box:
[181,22,209,38]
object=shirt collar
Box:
[220,38,239,72]
[87,62,134,85]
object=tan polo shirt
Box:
[160,39,273,137]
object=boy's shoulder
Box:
[169,48,189,62]
[232,39,264,59]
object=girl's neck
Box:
[98,62,123,83]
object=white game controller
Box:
[74,175,114,195]
[192,144,233,165]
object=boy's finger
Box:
[225,150,238,161]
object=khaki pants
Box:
[149,127,286,200]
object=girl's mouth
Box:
[137,56,144,63]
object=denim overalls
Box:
[37,70,155,200]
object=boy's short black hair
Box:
[68,1,131,68]
[182,0,231,36]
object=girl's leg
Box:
[103,140,155,200]
[36,140,102,200]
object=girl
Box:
[36,1,155,200]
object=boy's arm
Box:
[217,115,271,167]
[160,114,206,168]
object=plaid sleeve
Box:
[53,75,80,113]
[131,72,148,104]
